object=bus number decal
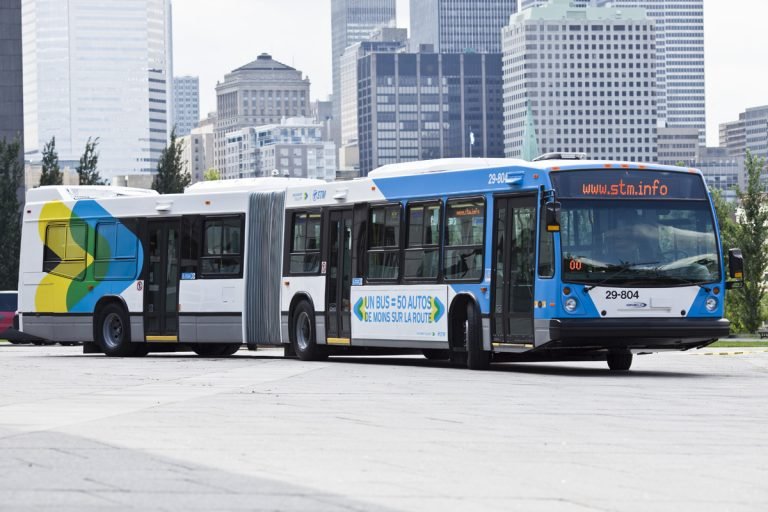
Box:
[488,172,507,185]
[605,290,640,300]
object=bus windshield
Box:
[559,200,720,286]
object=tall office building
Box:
[22,0,172,179]
[1,0,23,154]
[410,0,517,53]
[526,1,706,142]
[339,27,407,175]
[214,53,311,172]
[503,0,657,161]
[173,76,200,137]
[357,51,504,175]
[719,105,768,160]
[331,0,396,146]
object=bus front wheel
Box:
[291,301,327,361]
[607,351,633,371]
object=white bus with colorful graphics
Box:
[18,157,741,370]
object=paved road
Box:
[0,344,766,512]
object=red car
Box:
[0,291,18,341]
[0,291,37,344]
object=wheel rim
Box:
[296,311,311,352]
[102,312,124,349]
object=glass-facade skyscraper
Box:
[22,0,173,178]
[357,51,504,175]
[410,0,517,53]
[331,0,396,146]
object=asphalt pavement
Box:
[0,344,766,512]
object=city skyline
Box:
[173,0,767,147]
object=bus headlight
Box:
[564,297,578,312]
[705,297,718,312]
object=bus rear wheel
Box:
[291,301,327,361]
[96,303,140,357]
[607,350,633,371]
[192,343,241,357]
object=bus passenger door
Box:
[145,220,180,342]
[492,196,536,344]
[325,209,353,345]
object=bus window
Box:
[404,202,440,280]
[43,222,87,280]
[538,207,555,278]
[289,212,322,274]
[201,216,243,277]
[444,198,484,281]
[94,222,139,281]
[367,204,401,280]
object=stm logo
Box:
[312,190,326,201]
[625,302,648,309]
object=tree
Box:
[39,136,62,186]
[203,168,220,181]
[152,129,189,194]
[729,150,768,333]
[76,137,104,185]
[0,138,23,290]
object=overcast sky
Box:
[173,0,768,147]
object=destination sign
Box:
[550,170,707,200]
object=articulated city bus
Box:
[18,157,742,370]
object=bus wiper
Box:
[583,261,660,292]
[648,272,712,292]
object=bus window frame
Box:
[537,199,556,279]
[403,199,443,283]
[443,196,486,284]
[42,221,88,281]
[199,214,245,279]
[285,209,324,276]
[365,202,403,283]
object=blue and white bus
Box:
[19,156,741,370]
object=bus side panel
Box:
[19,199,144,343]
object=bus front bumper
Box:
[547,317,731,350]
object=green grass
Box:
[710,340,768,348]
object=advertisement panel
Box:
[350,286,448,341]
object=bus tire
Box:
[96,303,138,357]
[607,350,633,371]
[192,343,241,357]
[465,302,491,371]
[422,349,450,360]
[291,301,327,361]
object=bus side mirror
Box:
[727,248,744,287]
[545,202,561,232]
